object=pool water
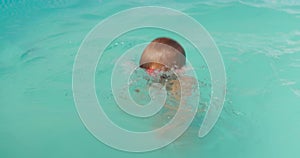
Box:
[1,0,300,158]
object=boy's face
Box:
[145,63,168,76]
[143,63,178,83]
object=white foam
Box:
[280,79,296,86]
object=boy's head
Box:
[139,37,186,76]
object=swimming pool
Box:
[1,0,300,157]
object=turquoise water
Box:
[1,0,300,157]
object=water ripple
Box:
[214,30,300,57]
